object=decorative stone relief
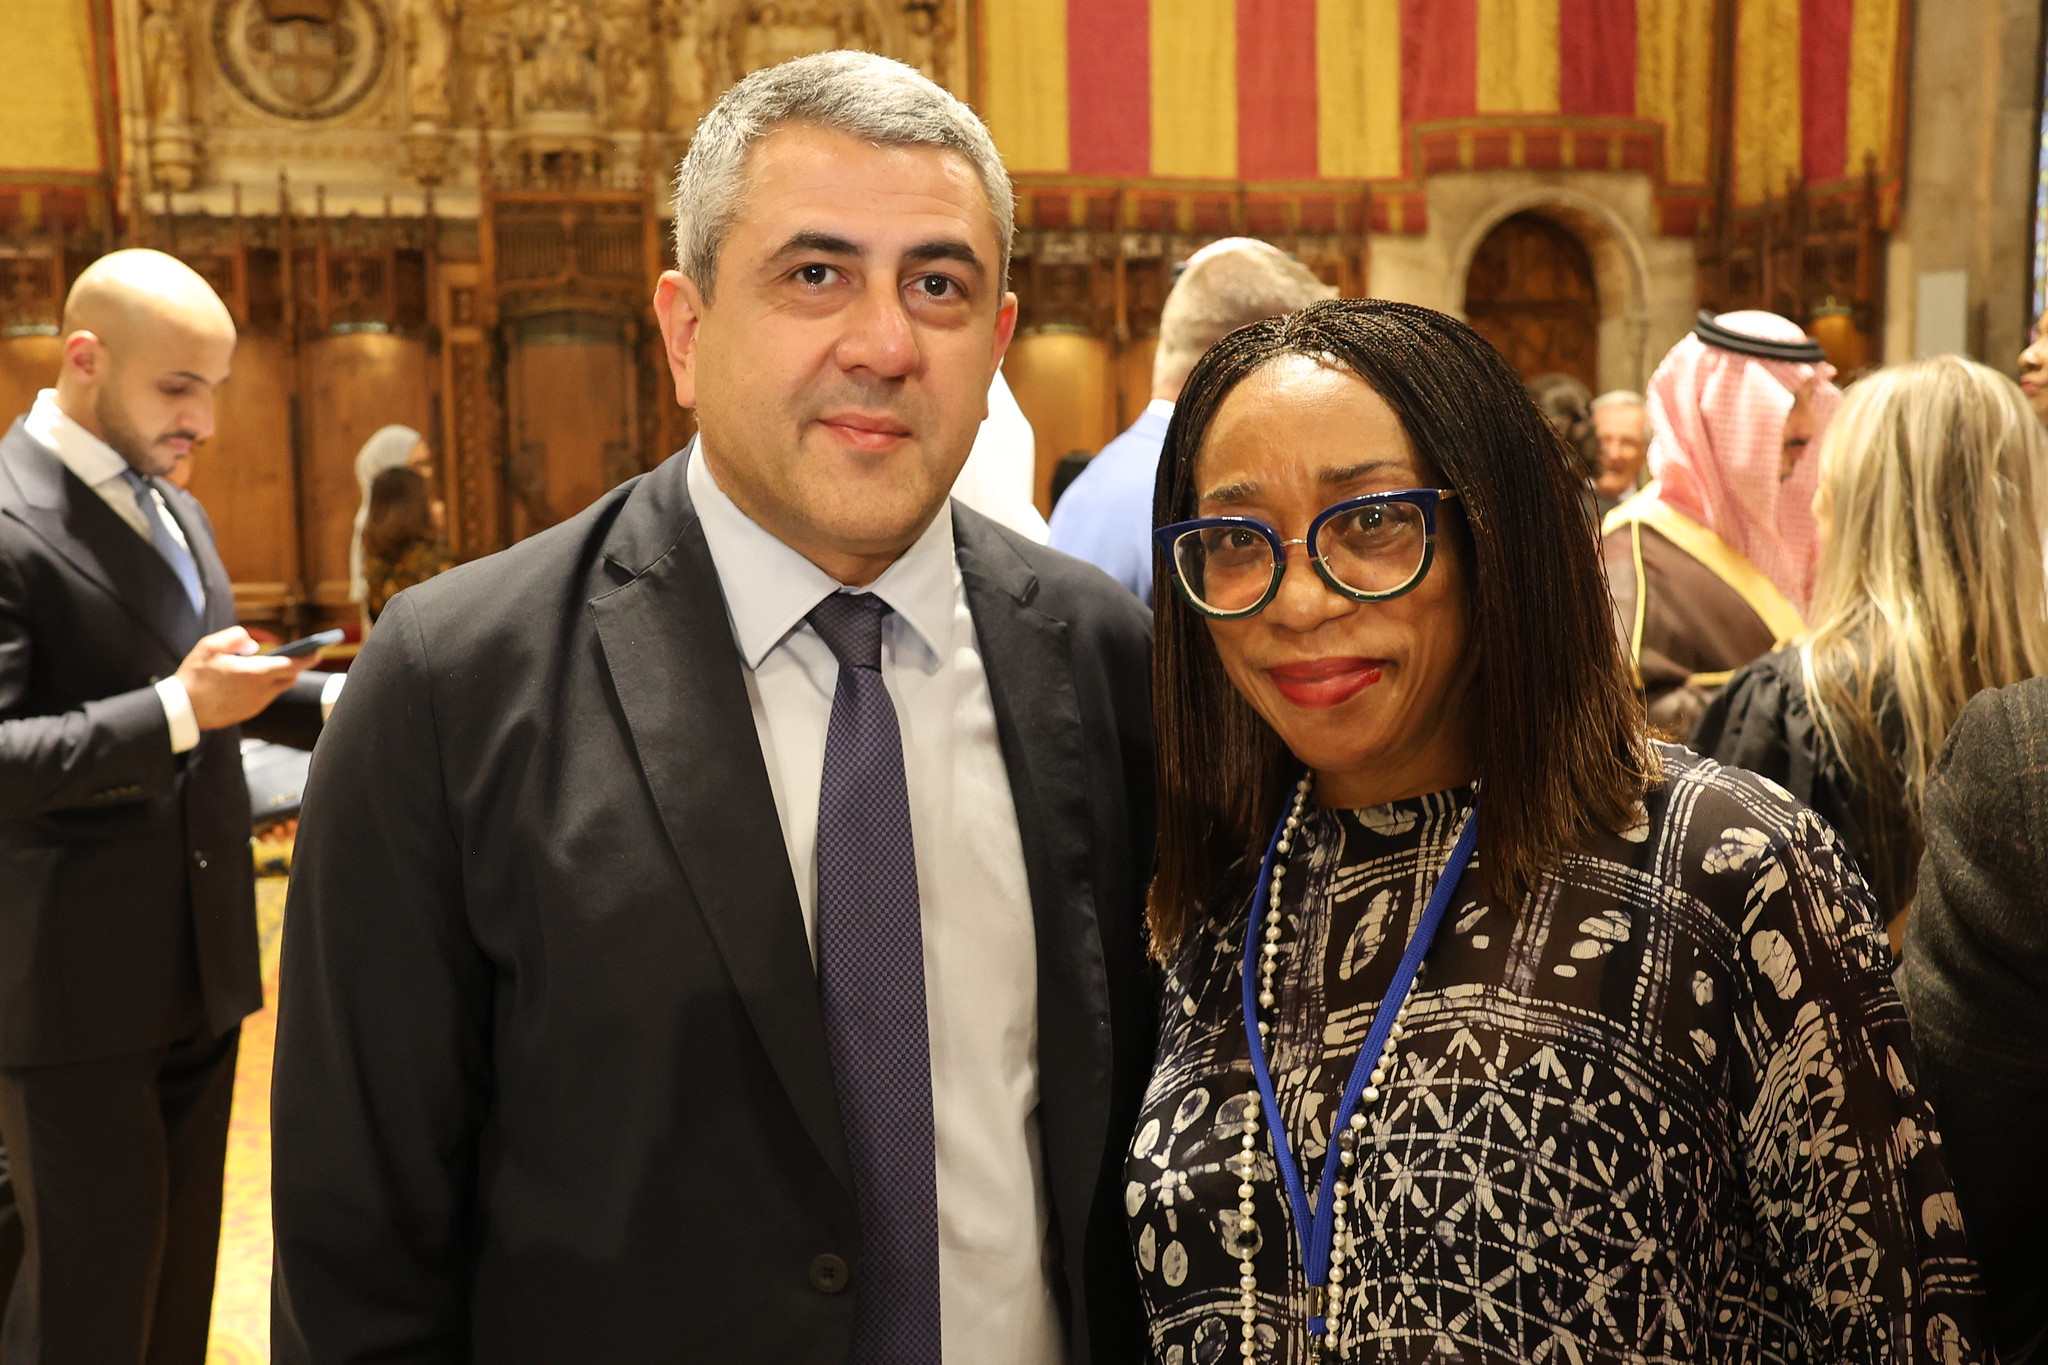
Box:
[142,0,201,188]
[399,0,454,181]
[400,0,451,125]
[210,0,389,122]
[137,0,963,204]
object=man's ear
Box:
[652,272,704,410]
[992,291,1019,374]
[60,330,104,387]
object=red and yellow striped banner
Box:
[978,0,1904,211]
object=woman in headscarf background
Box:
[1602,312,1842,736]
[1695,356,2048,950]
[349,424,433,627]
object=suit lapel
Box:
[588,460,852,1194]
[0,421,201,660]
[953,507,1113,1260]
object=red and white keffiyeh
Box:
[1644,311,1841,611]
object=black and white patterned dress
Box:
[1127,746,1983,1364]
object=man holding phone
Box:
[0,248,334,1363]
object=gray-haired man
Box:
[271,51,1156,1364]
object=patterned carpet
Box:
[205,861,289,1365]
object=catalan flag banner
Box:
[976,0,1906,230]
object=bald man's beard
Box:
[94,379,189,479]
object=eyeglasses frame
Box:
[1153,487,1461,620]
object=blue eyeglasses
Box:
[1154,488,1460,620]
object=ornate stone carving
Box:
[659,0,707,131]
[142,0,200,188]
[164,0,964,202]
[599,0,657,132]
[400,0,452,126]
[689,1,960,111]
[518,0,599,121]
[896,0,954,87]
[210,0,388,121]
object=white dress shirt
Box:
[24,389,202,752]
[951,371,1049,543]
[688,446,1062,1365]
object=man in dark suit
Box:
[1898,677,2048,1365]
[272,51,1155,1365]
[0,248,330,1363]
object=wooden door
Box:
[1462,212,1600,388]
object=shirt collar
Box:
[1144,398,1176,424]
[686,441,958,671]
[25,389,133,490]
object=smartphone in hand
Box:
[262,629,344,660]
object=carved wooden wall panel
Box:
[505,310,637,535]
[188,333,297,609]
[303,332,432,605]
[436,260,505,560]
[0,338,62,441]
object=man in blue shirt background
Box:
[1046,238,1334,601]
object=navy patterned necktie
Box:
[807,591,941,1364]
[119,468,204,615]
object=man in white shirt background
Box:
[0,248,329,1364]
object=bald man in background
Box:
[0,249,331,1363]
[1046,238,1335,600]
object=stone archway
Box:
[1463,211,1602,387]
[1446,186,1656,394]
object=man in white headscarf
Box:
[1601,310,1842,735]
[349,424,430,613]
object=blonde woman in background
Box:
[1695,355,2048,948]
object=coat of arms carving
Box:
[211,0,388,119]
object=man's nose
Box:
[836,280,918,379]
[186,392,217,442]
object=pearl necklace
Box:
[1232,773,1427,1363]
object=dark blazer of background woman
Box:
[1900,676,2048,1365]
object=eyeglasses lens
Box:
[1315,501,1429,596]
[1173,526,1276,615]
[1172,502,1429,614]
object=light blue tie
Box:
[119,468,204,616]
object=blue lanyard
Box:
[1239,781,1479,1337]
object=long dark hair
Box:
[1149,299,1656,956]
[361,465,437,562]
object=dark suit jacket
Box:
[1898,677,2048,1365]
[270,451,1158,1364]
[0,416,324,1067]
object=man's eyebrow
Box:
[904,238,986,277]
[770,229,864,260]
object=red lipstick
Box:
[1266,657,1385,708]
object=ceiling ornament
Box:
[211,0,389,120]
